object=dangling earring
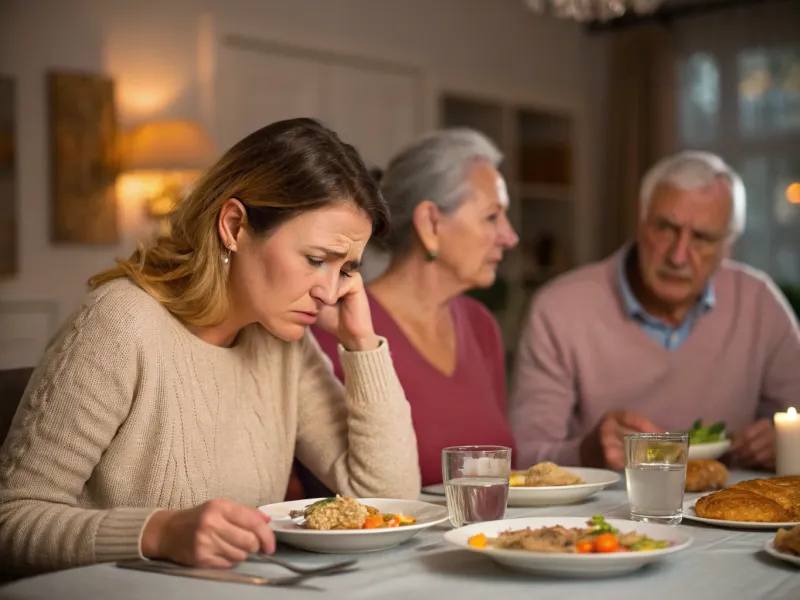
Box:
[222,246,231,265]
[426,250,438,262]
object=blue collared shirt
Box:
[617,250,715,350]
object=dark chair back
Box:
[0,367,33,445]
[293,459,334,499]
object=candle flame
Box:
[789,407,797,418]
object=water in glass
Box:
[442,445,511,528]
[444,477,509,527]
[625,463,686,525]
[624,432,688,526]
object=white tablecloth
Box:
[1,471,798,600]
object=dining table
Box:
[1,470,798,600]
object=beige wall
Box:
[0,0,607,353]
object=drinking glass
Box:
[442,445,511,528]
[624,432,689,525]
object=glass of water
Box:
[624,432,689,525]
[442,445,511,528]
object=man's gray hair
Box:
[380,128,503,254]
[640,150,747,238]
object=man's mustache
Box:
[657,267,692,280]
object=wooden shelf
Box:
[440,91,576,359]
[516,182,572,203]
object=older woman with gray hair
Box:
[312,128,519,486]
[510,150,800,472]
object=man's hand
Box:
[580,410,663,470]
[728,418,775,470]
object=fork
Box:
[247,553,357,575]
[117,559,354,587]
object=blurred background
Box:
[0,0,798,372]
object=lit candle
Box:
[774,407,800,476]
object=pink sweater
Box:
[313,293,515,486]
[510,247,800,468]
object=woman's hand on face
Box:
[315,272,379,352]
[141,499,276,568]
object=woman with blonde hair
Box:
[0,118,420,580]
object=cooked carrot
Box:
[468,533,487,548]
[363,515,384,529]
[387,516,400,528]
[576,540,595,553]
[594,533,619,553]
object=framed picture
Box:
[48,70,120,244]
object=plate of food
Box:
[764,525,800,567]
[445,515,692,577]
[685,420,731,460]
[681,476,800,529]
[258,495,449,553]
[421,462,620,507]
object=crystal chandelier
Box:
[525,0,665,22]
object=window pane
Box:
[735,156,772,274]
[736,155,800,284]
[772,154,800,284]
[678,53,720,146]
[738,46,800,137]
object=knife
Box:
[116,560,293,586]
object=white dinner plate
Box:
[687,439,732,460]
[422,467,621,507]
[258,497,449,553]
[763,540,800,567]
[444,516,693,578]
[681,498,800,530]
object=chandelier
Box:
[525,0,665,22]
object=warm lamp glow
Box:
[122,120,216,172]
[786,183,800,205]
[117,87,181,120]
[118,120,216,235]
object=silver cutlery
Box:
[116,559,354,587]
[247,553,357,575]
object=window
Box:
[738,46,800,137]
[677,44,800,285]
[678,53,720,146]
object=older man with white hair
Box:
[510,150,800,471]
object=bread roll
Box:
[728,479,800,516]
[685,459,728,493]
[694,475,800,523]
[775,525,800,556]
[770,476,800,489]
[695,488,794,522]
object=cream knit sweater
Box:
[0,279,421,579]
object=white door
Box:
[215,44,324,152]
[322,63,423,168]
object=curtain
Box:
[602,23,676,255]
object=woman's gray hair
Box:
[380,128,503,254]
[640,150,747,238]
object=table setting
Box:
[2,418,800,600]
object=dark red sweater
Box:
[312,292,515,486]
